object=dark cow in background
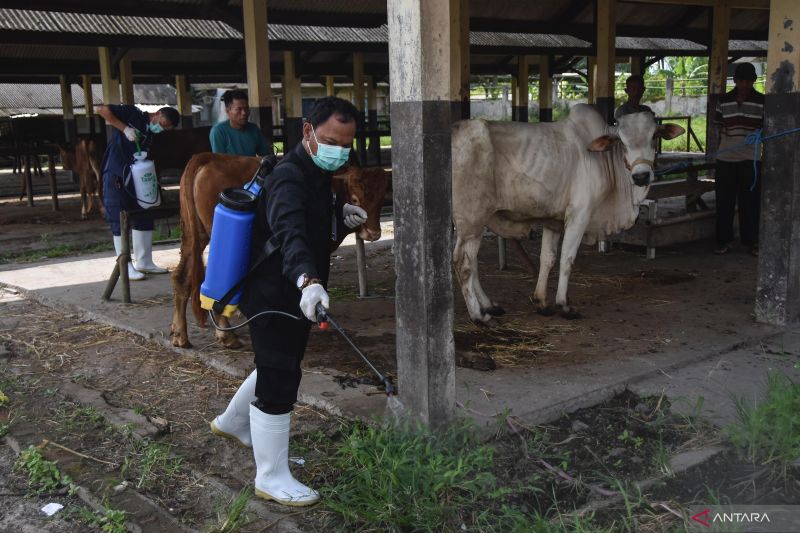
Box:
[170,152,390,349]
[148,126,212,177]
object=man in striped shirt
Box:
[713,62,764,256]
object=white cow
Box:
[452,105,684,324]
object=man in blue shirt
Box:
[210,90,270,156]
[96,104,179,280]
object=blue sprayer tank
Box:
[200,188,258,317]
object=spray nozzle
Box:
[382,376,396,396]
[315,302,329,330]
[258,154,278,178]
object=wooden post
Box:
[98,47,120,141]
[706,0,730,158]
[756,0,800,325]
[594,0,616,124]
[630,56,644,77]
[539,55,553,122]
[82,74,95,135]
[59,76,77,144]
[243,0,273,144]
[24,154,34,206]
[283,51,303,152]
[356,236,369,297]
[353,53,367,164]
[367,76,380,165]
[119,55,134,105]
[47,153,59,211]
[325,75,335,97]
[515,55,529,123]
[587,56,596,104]
[387,0,457,426]
[175,75,193,129]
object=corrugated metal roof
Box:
[268,24,385,43]
[616,37,704,52]
[0,83,176,111]
[0,9,241,39]
[471,31,589,49]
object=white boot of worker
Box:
[210,370,257,448]
[250,406,319,506]
[132,229,168,274]
[112,235,145,281]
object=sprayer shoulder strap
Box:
[211,236,280,315]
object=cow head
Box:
[58,143,76,171]
[333,166,390,241]
[588,112,684,187]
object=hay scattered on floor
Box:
[454,320,578,366]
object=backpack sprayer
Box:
[126,129,161,209]
[200,155,278,317]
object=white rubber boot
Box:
[250,406,319,506]
[132,230,168,274]
[112,235,145,281]
[210,370,257,448]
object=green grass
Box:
[659,115,707,153]
[13,445,75,495]
[727,371,800,480]
[121,440,184,490]
[0,241,112,265]
[209,486,253,533]
[79,505,127,533]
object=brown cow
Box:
[59,137,105,220]
[170,152,389,349]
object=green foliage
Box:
[322,420,497,531]
[79,506,127,533]
[209,486,253,533]
[121,440,183,490]
[728,371,800,479]
[0,242,112,265]
[0,422,9,438]
[13,445,74,494]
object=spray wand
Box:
[315,303,396,396]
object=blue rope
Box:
[653,126,800,193]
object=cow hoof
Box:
[471,315,493,327]
[536,305,558,317]
[483,305,506,317]
[560,308,582,320]
[171,336,192,349]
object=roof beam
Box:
[0,30,243,50]
[557,0,595,22]
[623,0,768,8]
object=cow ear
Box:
[655,124,685,140]
[588,134,619,152]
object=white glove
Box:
[343,203,368,229]
[299,283,329,322]
[123,126,138,142]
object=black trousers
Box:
[715,160,761,247]
[248,315,311,415]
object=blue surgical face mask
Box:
[148,122,164,134]
[306,125,350,172]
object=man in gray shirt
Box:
[615,75,653,121]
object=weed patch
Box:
[78,505,127,533]
[121,439,184,491]
[13,445,75,495]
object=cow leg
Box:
[554,213,590,319]
[534,228,561,316]
[170,254,193,348]
[453,235,492,324]
[215,315,242,349]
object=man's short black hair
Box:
[222,89,249,107]
[626,75,645,87]
[159,106,180,128]
[307,96,360,128]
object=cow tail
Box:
[180,156,209,328]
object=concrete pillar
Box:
[387,0,457,427]
[594,0,616,124]
[630,56,644,77]
[119,55,134,105]
[367,76,380,164]
[756,0,800,325]
[82,74,95,136]
[59,76,77,144]
[510,75,517,121]
[456,0,470,119]
[98,47,120,140]
[539,55,553,122]
[283,51,303,152]
[243,0,273,144]
[587,56,596,104]
[325,75,335,97]
[706,0,730,158]
[175,75,193,129]
[352,52,367,164]
[515,55,529,123]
